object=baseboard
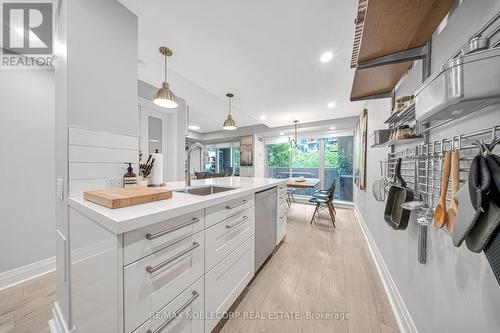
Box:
[293,197,355,209]
[354,206,418,333]
[0,256,55,291]
[49,302,73,333]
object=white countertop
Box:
[68,177,286,234]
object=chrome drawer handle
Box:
[226,199,247,210]
[280,213,287,219]
[146,218,200,240]
[226,216,248,229]
[146,242,199,274]
[147,291,199,333]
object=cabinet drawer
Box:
[205,206,255,272]
[205,194,254,228]
[124,210,204,265]
[278,184,287,197]
[276,211,287,245]
[205,235,254,333]
[132,277,204,333]
[278,198,287,214]
[124,231,204,333]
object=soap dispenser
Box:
[123,163,137,187]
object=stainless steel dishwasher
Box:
[255,187,277,271]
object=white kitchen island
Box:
[54,177,287,333]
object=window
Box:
[267,143,290,178]
[291,138,320,196]
[266,135,354,202]
[233,147,240,175]
[207,148,216,172]
[206,145,240,175]
[324,136,353,201]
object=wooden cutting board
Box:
[84,187,172,209]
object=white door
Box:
[139,100,173,182]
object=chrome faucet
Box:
[186,142,210,187]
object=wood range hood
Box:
[350,0,456,101]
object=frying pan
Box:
[384,158,414,230]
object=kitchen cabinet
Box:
[276,184,288,245]
[61,177,285,333]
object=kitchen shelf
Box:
[384,102,415,124]
[372,137,423,148]
[350,0,456,101]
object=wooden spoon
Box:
[434,151,452,228]
[447,150,460,230]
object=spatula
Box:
[434,151,452,228]
[447,150,460,230]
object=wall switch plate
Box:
[113,178,123,188]
[105,178,114,188]
[56,179,64,201]
[105,178,123,188]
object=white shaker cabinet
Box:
[61,178,288,333]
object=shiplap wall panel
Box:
[69,179,107,197]
[69,163,139,180]
[69,127,138,150]
[69,146,138,164]
[68,127,139,196]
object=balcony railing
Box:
[267,167,353,202]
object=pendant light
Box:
[223,93,237,130]
[153,47,178,109]
[290,120,299,149]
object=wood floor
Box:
[0,272,55,333]
[219,204,399,333]
[0,204,398,333]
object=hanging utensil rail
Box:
[383,125,500,210]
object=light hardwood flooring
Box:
[219,204,399,333]
[0,272,55,333]
[0,204,398,333]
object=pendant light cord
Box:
[228,96,232,116]
[164,55,168,83]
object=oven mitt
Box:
[485,153,500,207]
[452,180,482,247]
[465,200,500,253]
[484,230,500,286]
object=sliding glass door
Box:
[323,136,353,201]
[291,138,320,196]
[266,135,354,202]
[267,143,290,178]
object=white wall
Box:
[0,70,55,276]
[354,1,500,332]
[53,0,139,327]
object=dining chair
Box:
[309,181,337,227]
[286,188,296,207]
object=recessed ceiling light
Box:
[260,115,267,120]
[320,51,333,63]
[188,125,200,130]
[327,102,336,108]
[279,132,284,136]
[330,126,336,130]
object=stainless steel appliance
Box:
[255,187,277,271]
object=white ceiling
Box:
[119,0,364,133]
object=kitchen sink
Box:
[175,185,237,196]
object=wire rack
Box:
[385,125,500,210]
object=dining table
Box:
[286,178,321,189]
